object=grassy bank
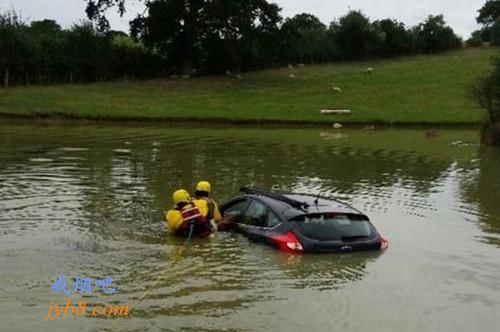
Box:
[0,47,497,125]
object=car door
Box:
[237,199,281,242]
[221,198,249,218]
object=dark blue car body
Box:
[220,189,388,254]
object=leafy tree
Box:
[373,19,415,56]
[239,5,282,70]
[473,75,498,123]
[281,14,328,64]
[467,30,485,47]
[474,1,500,45]
[477,0,500,26]
[27,20,65,83]
[204,0,282,72]
[490,20,500,45]
[85,0,126,31]
[472,57,500,145]
[323,23,342,61]
[414,15,462,53]
[130,0,206,75]
[110,33,165,78]
[333,11,376,59]
[64,22,102,82]
[472,58,500,124]
[130,0,282,75]
[0,10,30,87]
[469,27,493,44]
[481,27,493,42]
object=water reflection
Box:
[270,251,383,291]
[463,147,500,247]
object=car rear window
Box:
[290,213,374,241]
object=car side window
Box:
[267,212,281,228]
[223,199,248,217]
[243,200,280,228]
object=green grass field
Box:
[0,47,497,125]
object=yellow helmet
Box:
[173,189,190,204]
[196,181,211,193]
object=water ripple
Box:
[1,124,500,331]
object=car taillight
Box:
[270,232,304,253]
[380,235,389,251]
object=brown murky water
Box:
[1,122,499,331]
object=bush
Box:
[481,122,500,146]
[472,57,500,146]
[471,69,500,124]
[466,30,484,47]
[490,20,500,45]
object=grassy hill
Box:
[0,47,497,125]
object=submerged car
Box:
[219,188,389,254]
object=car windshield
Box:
[290,213,374,241]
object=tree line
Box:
[0,12,166,87]
[1,0,464,87]
[468,0,500,46]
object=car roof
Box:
[243,192,367,220]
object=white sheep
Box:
[363,67,373,75]
[289,73,296,79]
[332,123,343,129]
[332,86,342,93]
[225,70,242,80]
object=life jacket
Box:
[195,197,215,221]
[176,203,211,238]
[206,198,216,221]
